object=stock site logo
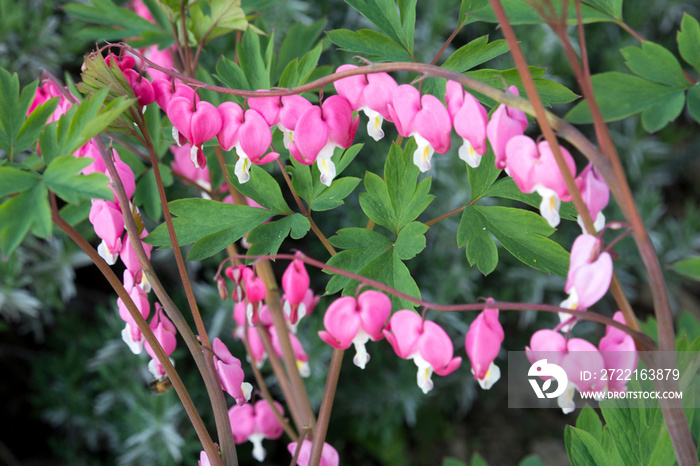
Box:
[528,359,568,399]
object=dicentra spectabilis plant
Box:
[1,0,699,464]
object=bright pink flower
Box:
[170,144,211,190]
[486,86,528,169]
[144,303,177,379]
[270,326,310,377]
[229,400,284,461]
[198,451,212,466]
[278,95,313,152]
[243,267,267,326]
[117,269,151,354]
[575,163,610,233]
[123,69,155,107]
[282,254,310,325]
[152,79,196,111]
[505,136,576,227]
[445,80,489,167]
[212,338,253,405]
[225,264,247,303]
[81,146,136,202]
[599,312,638,394]
[28,80,66,118]
[465,298,504,389]
[293,95,359,186]
[129,0,154,22]
[526,329,606,413]
[248,93,281,127]
[167,96,222,168]
[89,199,124,265]
[120,226,153,274]
[318,291,391,369]
[563,234,613,311]
[387,84,451,172]
[233,109,279,184]
[334,64,398,141]
[287,440,339,466]
[106,53,136,72]
[383,310,462,394]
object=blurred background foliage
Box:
[1,0,699,464]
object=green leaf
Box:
[671,257,700,281]
[246,213,310,258]
[640,91,686,133]
[275,19,327,82]
[457,206,499,275]
[145,199,273,259]
[287,156,314,204]
[687,83,700,125]
[344,0,413,51]
[0,70,36,158]
[565,426,610,466]
[442,36,509,72]
[359,171,394,231]
[0,184,52,257]
[238,28,270,90]
[215,55,251,97]
[441,458,467,466]
[459,0,489,24]
[467,149,501,202]
[310,177,361,212]
[228,164,292,214]
[467,0,616,25]
[16,98,59,154]
[326,29,414,62]
[565,72,684,123]
[63,0,162,41]
[678,14,700,73]
[469,453,489,466]
[326,228,393,292]
[0,167,42,197]
[398,0,417,53]
[42,156,112,204]
[575,405,603,443]
[581,0,622,18]
[465,206,569,276]
[466,67,579,106]
[394,222,428,260]
[621,42,688,88]
[517,455,545,466]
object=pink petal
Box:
[357,290,391,341]
[217,102,244,151]
[191,101,223,146]
[228,404,256,443]
[320,296,360,349]
[295,106,328,164]
[333,64,365,109]
[388,85,421,137]
[166,96,195,142]
[383,310,422,359]
[418,320,460,375]
[414,94,451,153]
[239,109,273,160]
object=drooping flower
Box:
[270,326,310,377]
[287,440,339,466]
[334,64,398,141]
[387,84,451,172]
[123,68,156,107]
[526,329,606,413]
[575,163,610,233]
[212,338,253,405]
[117,269,151,354]
[144,303,177,380]
[152,78,197,111]
[167,96,222,168]
[505,135,576,227]
[445,80,489,168]
[229,400,285,462]
[278,95,313,152]
[383,310,462,394]
[465,298,504,389]
[318,291,392,369]
[242,267,267,326]
[598,311,638,394]
[559,234,613,330]
[486,85,528,169]
[120,226,153,275]
[293,95,359,186]
[89,199,124,265]
[282,254,311,326]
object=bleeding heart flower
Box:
[465,298,504,390]
[445,80,489,168]
[243,267,267,326]
[123,69,155,107]
[233,109,279,184]
[383,310,462,394]
[293,95,359,186]
[318,291,392,369]
[282,254,311,326]
[144,302,177,380]
[270,326,310,377]
[505,135,576,227]
[89,199,124,265]
[334,64,398,141]
[229,400,284,462]
[166,96,222,168]
[486,85,528,169]
[575,163,609,233]
[599,312,638,394]
[387,84,452,172]
[117,269,151,354]
[212,338,253,405]
[278,95,313,153]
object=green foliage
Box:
[0,184,52,257]
[229,164,292,214]
[344,0,416,53]
[145,198,273,260]
[465,0,618,25]
[0,68,58,159]
[671,256,700,281]
[246,213,311,257]
[441,36,510,73]
[467,67,579,107]
[678,14,700,74]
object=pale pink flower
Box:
[287,440,339,466]
[465,298,504,389]
[212,338,253,405]
[486,85,528,169]
[445,80,488,167]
